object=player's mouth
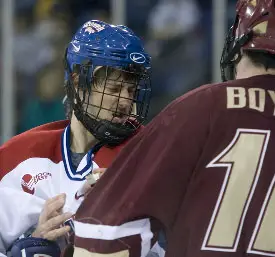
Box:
[112,108,129,124]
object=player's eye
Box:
[106,86,120,94]
[128,87,136,94]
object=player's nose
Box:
[119,86,134,105]
[120,86,131,98]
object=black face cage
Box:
[220,21,253,82]
[64,58,151,147]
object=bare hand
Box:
[82,168,107,196]
[32,193,72,240]
[93,168,106,178]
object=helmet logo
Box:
[72,42,80,52]
[130,52,146,64]
[83,21,105,34]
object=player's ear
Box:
[71,72,79,89]
[71,63,81,90]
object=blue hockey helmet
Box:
[64,20,152,146]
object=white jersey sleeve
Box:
[0,186,45,256]
[0,236,6,257]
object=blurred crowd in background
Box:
[0,0,237,134]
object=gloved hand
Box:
[10,237,61,257]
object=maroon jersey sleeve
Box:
[72,85,214,257]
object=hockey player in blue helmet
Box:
[64,20,151,147]
[0,20,152,257]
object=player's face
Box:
[83,68,137,124]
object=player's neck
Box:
[236,67,275,79]
[70,114,99,153]
[236,56,275,80]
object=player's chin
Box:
[101,112,129,124]
[112,117,127,124]
[111,116,128,124]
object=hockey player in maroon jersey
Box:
[0,20,151,257]
[66,1,275,257]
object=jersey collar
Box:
[61,125,94,181]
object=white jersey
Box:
[0,120,129,257]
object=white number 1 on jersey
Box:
[201,129,275,256]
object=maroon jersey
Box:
[72,75,275,257]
